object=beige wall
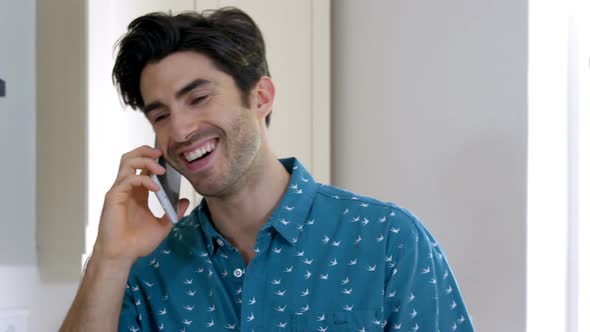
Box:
[332,1,527,332]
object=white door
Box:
[86,0,196,255]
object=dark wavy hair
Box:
[112,7,272,126]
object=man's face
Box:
[139,51,263,197]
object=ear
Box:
[253,76,275,121]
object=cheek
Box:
[234,109,257,134]
[153,132,173,158]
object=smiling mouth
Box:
[183,140,217,163]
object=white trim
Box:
[311,0,331,184]
[567,14,580,332]
[527,1,569,331]
[570,2,590,331]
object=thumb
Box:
[157,199,190,225]
[177,198,191,219]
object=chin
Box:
[190,178,225,198]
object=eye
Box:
[190,95,209,105]
[152,113,169,123]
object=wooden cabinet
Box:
[37,0,329,278]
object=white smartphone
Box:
[151,140,181,224]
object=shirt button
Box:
[216,238,224,247]
[233,268,244,278]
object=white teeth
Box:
[184,142,216,162]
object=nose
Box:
[169,108,199,143]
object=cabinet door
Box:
[195,0,331,183]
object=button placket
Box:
[239,251,263,332]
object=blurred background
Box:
[0,0,588,331]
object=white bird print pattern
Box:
[117,158,473,332]
[354,235,362,244]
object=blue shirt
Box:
[119,158,474,331]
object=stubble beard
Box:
[193,109,261,199]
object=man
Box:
[60,7,474,332]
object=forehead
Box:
[139,51,222,99]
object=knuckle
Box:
[136,174,150,186]
[104,188,116,200]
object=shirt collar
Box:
[195,157,320,254]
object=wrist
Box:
[86,251,134,280]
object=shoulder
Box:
[314,183,425,237]
[312,185,435,251]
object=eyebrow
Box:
[142,78,213,114]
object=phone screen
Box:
[152,139,181,223]
[155,155,181,211]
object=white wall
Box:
[332,1,527,332]
[0,0,78,331]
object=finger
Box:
[157,198,190,225]
[116,157,166,182]
[114,174,160,195]
[177,198,191,218]
[121,145,162,161]
[117,146,162,172]
[156,216,175,233]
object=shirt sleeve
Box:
[384,213,474,332]
[118,284,142,332]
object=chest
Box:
[133,234,390,331]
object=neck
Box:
[205,146,290,258]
